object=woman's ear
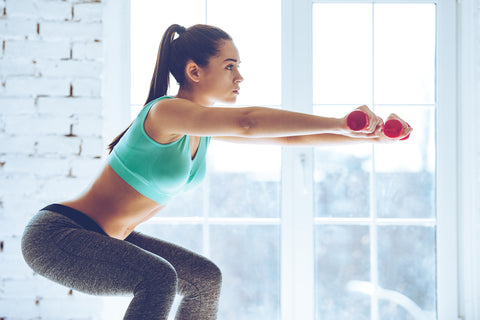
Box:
[185,61,201,83]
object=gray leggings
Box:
[21,204,222,320]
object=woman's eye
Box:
[226,65,234,70]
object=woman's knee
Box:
[195,257,223,288]
[136,260,178,299]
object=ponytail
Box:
[145,24,186,105]
[108,24,231,154]
[107,25,184,154]
[107,123,132,154]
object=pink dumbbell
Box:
[346,110,369,131]
[382,118,411,140]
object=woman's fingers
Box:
[382,113,413,140]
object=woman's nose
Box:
[235,71,244,83]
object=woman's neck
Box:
[175,88,214,107]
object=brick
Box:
[73,2,103,22]
[1,194,44,219]
[2,276,75,298]
[0,255,33,279]
[1,155,70,176]
[72,40,103,60]
[37,97,102,116]
[5,0,37,18]
[36,0,73,21]
[35,59,103,78]
[0,298,38,317]
[0,296,103,318]
[4,39,71,60]
[79,136,105,157]
[38,175,90,201]
[0,98,35,115]
[0,58,36,77]
[40,21,102,40]
[70,156,103,177]
[72,114,103,136]
[5,76,70,97]
[36,135,82,155]
[0,185,40,223]
[71,78,102,97]
[0,135,36,154]
[1,279,39,299]
[4,115,73,136]
[0,113,5,130]
[0,174,38,197]
[0,83,5,97]
[0,18,37,38]
[0,214,30,236]
[0,234,21,257]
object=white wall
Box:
[0,0,479,319]
[0,0,105,318]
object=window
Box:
[312,3,436,319]
[101,0,457,319]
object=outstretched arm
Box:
[214,131,398,147]
[214,107,412,146]
[149,98,383,138]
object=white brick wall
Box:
[0,0,106,319]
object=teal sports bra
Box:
[108,96,211,204]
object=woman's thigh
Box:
[125,232,222,293]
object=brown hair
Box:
[108,24,232,153]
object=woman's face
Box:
[199,40,244,104]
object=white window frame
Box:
[102,0,131,147]
[281,0,458,319]
[102,0,473,319]
[456,0,480,319]
[435,1,458,319]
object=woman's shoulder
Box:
[144,97,193,144]
[148,97,204,127]
[150,96,204,113]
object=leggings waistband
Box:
[41,204,109,236]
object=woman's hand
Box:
[340,105,385,139]
[381,113,413,141]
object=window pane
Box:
[211,225,281,320]
[313,3,438,320]
[374,4,436,104]
[378,226,436,319]
[155,186,205,218]
[207,0,281,106]
[314,147,371,218]
[374,106,435,218]
[130,0,206,105]
[208,141,281,218]
[313,4,372,105]
[314,225,371,319]
[314,106,372,218]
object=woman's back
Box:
[61,163,165,239]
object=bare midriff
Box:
[61,164,165,240]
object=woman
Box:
[21,24,411,320]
